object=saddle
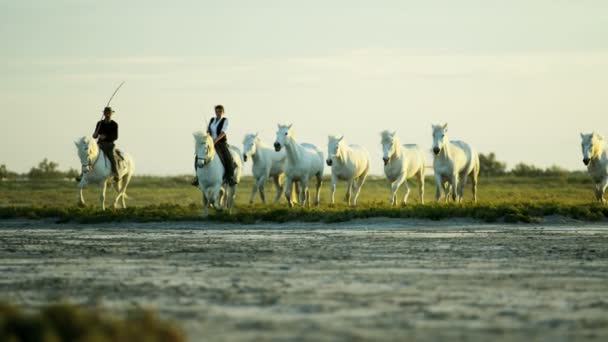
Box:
[104,148,127,174]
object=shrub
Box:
[478,152,507,176]
[0,302,185,342]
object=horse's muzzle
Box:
[243,154,248,162]
[433,147,440,155]
[382,157,389,166]
[274,143,281,152]
[326,159,333,166]
[583,158,590,166]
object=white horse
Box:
[381,131,426,205]
[74,136,134,210]
[326,135,370,206]
[193,131,242,216]
[274,124,324,208]
[580,132,608,203]
[431,123,479,203]
[242,133,288,204]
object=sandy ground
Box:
[1,219,607,341]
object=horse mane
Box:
[380,130,399,145]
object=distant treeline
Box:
[1,153,581,180]
[1,159,78,180]
[478,153,579,177]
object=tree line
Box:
[1,159,78,180]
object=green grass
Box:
[0,302,185,342]
[1,175,606,223]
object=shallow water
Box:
[1,219,607,341]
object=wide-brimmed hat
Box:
[103,106,115,113]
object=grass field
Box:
[1,174,607,223]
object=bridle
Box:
[195,144,212,169]
[81,144,101,173]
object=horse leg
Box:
[78,181,86,207]
[217,186,225,210]
[391,174,406,206]
[249,177,259,205]
[417,170,425,204]
[344,179,353,205]
[300,179,310,208]
[434,174,442,202]
[351,170,367,207]
[329,174,338,205]
[470,171,478,203]
[100,181,108,211]
[401,179,411,205]
[273,174,284,204]
[202,191,209,217]
[227,185,236,212]
[284,177,294,208]
[450,174,459,202]
[314,173,323,206]
[457,173,466,203]
[600,178,608,204]
[257,176,267,204]
[444,181,452,203]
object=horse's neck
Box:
[592,141,605,160]
[390,139,401,160]
[90,146,102,166]
[336,143,350,164]
[438,140,452,159]
[284,137,302,162]
[252,140,267,162]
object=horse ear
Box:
[338,135,344,141]
[391,131,396,137]
[580,133,584,139]
[288,123,293,129]
[443,123,448,131]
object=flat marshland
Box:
[1,174,607,223]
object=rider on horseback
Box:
[192,104,238,186]
[93,106,119,181]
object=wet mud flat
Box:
[0,220,607,341]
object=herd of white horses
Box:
[74,125,608,214]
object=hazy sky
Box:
[1,0,607,175]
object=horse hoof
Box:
[78,202,86,208]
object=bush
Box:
[27,159,77,180]
[0,164,18,180]
[478,153,507,176]
[0,302,185,342]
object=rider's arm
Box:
[92,121,101,139]
[214,132,226,144]
[214,118,228,144]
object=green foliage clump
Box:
[27,159,78,180]
[479,153,507,176]
[0,302,185,342]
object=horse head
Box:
[242,133,259,162]
[381,130,398,166]
[74,136,98,174]
[432,123,449,155]
[274,124,293,152]
[327,135,344,166]
[193,131,215,168]
[581,132,605,165]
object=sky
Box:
[1,0,607,175]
